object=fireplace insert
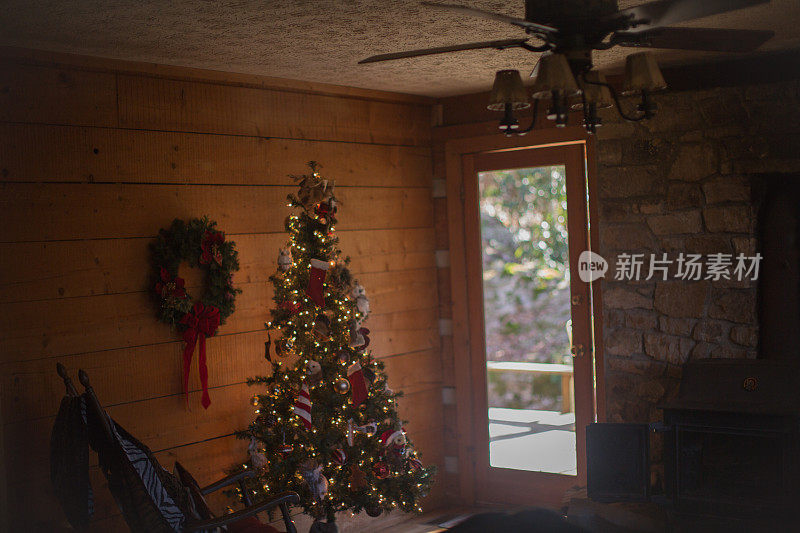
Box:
[588,359,800,519]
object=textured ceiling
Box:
[1,0,799,96]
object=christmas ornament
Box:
[292,165,334,212]
[348,321,370,352]
[306,360,323,386]
[347,362,369,405]
[313,313,331,340]
[327,263,353,293]
[346,419,377,446]
[349,464,367,491]
[334,378,350,395]
[332,448,346,465]
[300,459,329,501]
[380,428,408,467]
[277,443,294,456]
[277,248,292,272]
[306,258,330,307]
[279,300,301,315]
[315,197,337,226]
[348,320,364,348]
[275,336,294,357]
[372,461,390,479]
[250,395,260,407]
[408,458,423,472]
[380,429,407,452]
[351,283,370,316]
[248,437,268,469]
[150,217,240,409]
[365,503,383,517]
[255,414,276,429]
[294,384,312,429]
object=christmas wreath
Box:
[150,217,241,408]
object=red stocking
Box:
[306,259,329,307]
[347,362,369,405]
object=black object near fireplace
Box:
[587,177,800,523]
[588,359,800,519]
[663,359,800,517]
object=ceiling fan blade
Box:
[612,0,770,32]
[359,38,530,64]
[420,1,557,34]
[613,27,774,53]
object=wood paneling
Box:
[116,74,431,145]
[1,183,433,242]
[0,63,119,127]
[0,49,443,531]
[0,123,432,186]
[0,228,435,303]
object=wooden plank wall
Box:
[0,49,444,531]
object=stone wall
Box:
[596,79,800,425]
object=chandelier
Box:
[488,51,667,136]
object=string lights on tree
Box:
[235,162,435,532]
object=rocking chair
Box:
[51,364,299,532]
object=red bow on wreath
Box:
[180,302,220,409]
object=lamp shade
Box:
[622,52,667,95]
[572,70,613,110]
[487,70,530,111]
[530,53,580,99]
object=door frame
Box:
[443,127,605,507]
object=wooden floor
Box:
[375,507,481,533]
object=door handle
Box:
[570,344,585,358]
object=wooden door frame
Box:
[443,126,606,506]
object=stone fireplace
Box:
[596,77,800,494]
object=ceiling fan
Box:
[359,0,775,134]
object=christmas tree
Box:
[236,162,435,530]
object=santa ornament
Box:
[380,428,408,459]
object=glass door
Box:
[462,144,595,506]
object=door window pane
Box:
[479,165,576,475]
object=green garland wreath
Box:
[150,217,241,328]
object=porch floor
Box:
[488,407,577,476]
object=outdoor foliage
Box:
[479,166,572,409]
